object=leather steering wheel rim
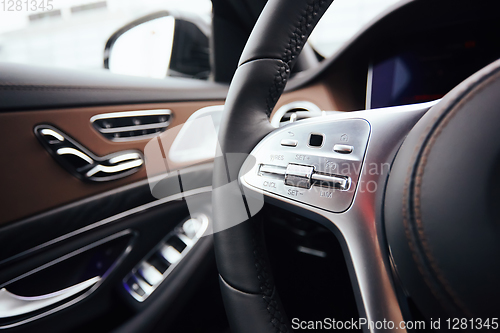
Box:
[212,1,334,332]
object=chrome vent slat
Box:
[270,101,322,128]
[90,109,172,142]
[98,121,170,134]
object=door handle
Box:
[35,125,143,182]
[0,276,99,318]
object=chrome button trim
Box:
[56,147,93,164]
[259,164,287,177]
[85,159,144,178]
[124,213,209,302]
[40,128,64,142]
[284,163,314,189]
[160,245,182,265]
[35,125,144,182]
[138,262,163,286]
[280,139,298,147]
[333,144,353,154]
[311,173,350,191]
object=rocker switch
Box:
[284,164,314,189]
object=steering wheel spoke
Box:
[239,101,438,331]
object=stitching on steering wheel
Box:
[265,0,328,116]
[413,68,500,317]
[251,224,288,332]
[402,63,500,317]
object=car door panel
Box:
[0,63,228,111]
[0,59,336,332]
[0,58,223,332]
[0,164,213,264]
[0,192,213,332]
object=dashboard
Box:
[368,14,500,109]
[292,0,500,113]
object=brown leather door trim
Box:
[0,101,220,225]
[0,82,336,226]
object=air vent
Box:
[90,109,172,142]
[271,101,322,128]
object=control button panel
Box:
[262,161,352,192]
[123,214,209,302]
[91,109,172,142]
[243,118,370,213]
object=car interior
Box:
[1,0,499,332]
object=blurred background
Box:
[0,0,402,73]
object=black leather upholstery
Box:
[385,58,500,320]
[212,0,333,332]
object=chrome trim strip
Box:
[90,109,171,122]
[108,152,142,164]
[0,230,134,329]
[365,63,374,110]
[40,129,64,142]
[259,164,286,176]
[0,277,100,319]
[56,148,93,164]
[85,159,144,177]
[97,122,170,134]
[0,185,213,269]
[109,131,164,143]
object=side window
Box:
[0,0,212,79]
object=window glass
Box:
[0,0,211,72]
[309,0,403,58]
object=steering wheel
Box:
[212,0,500,332]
